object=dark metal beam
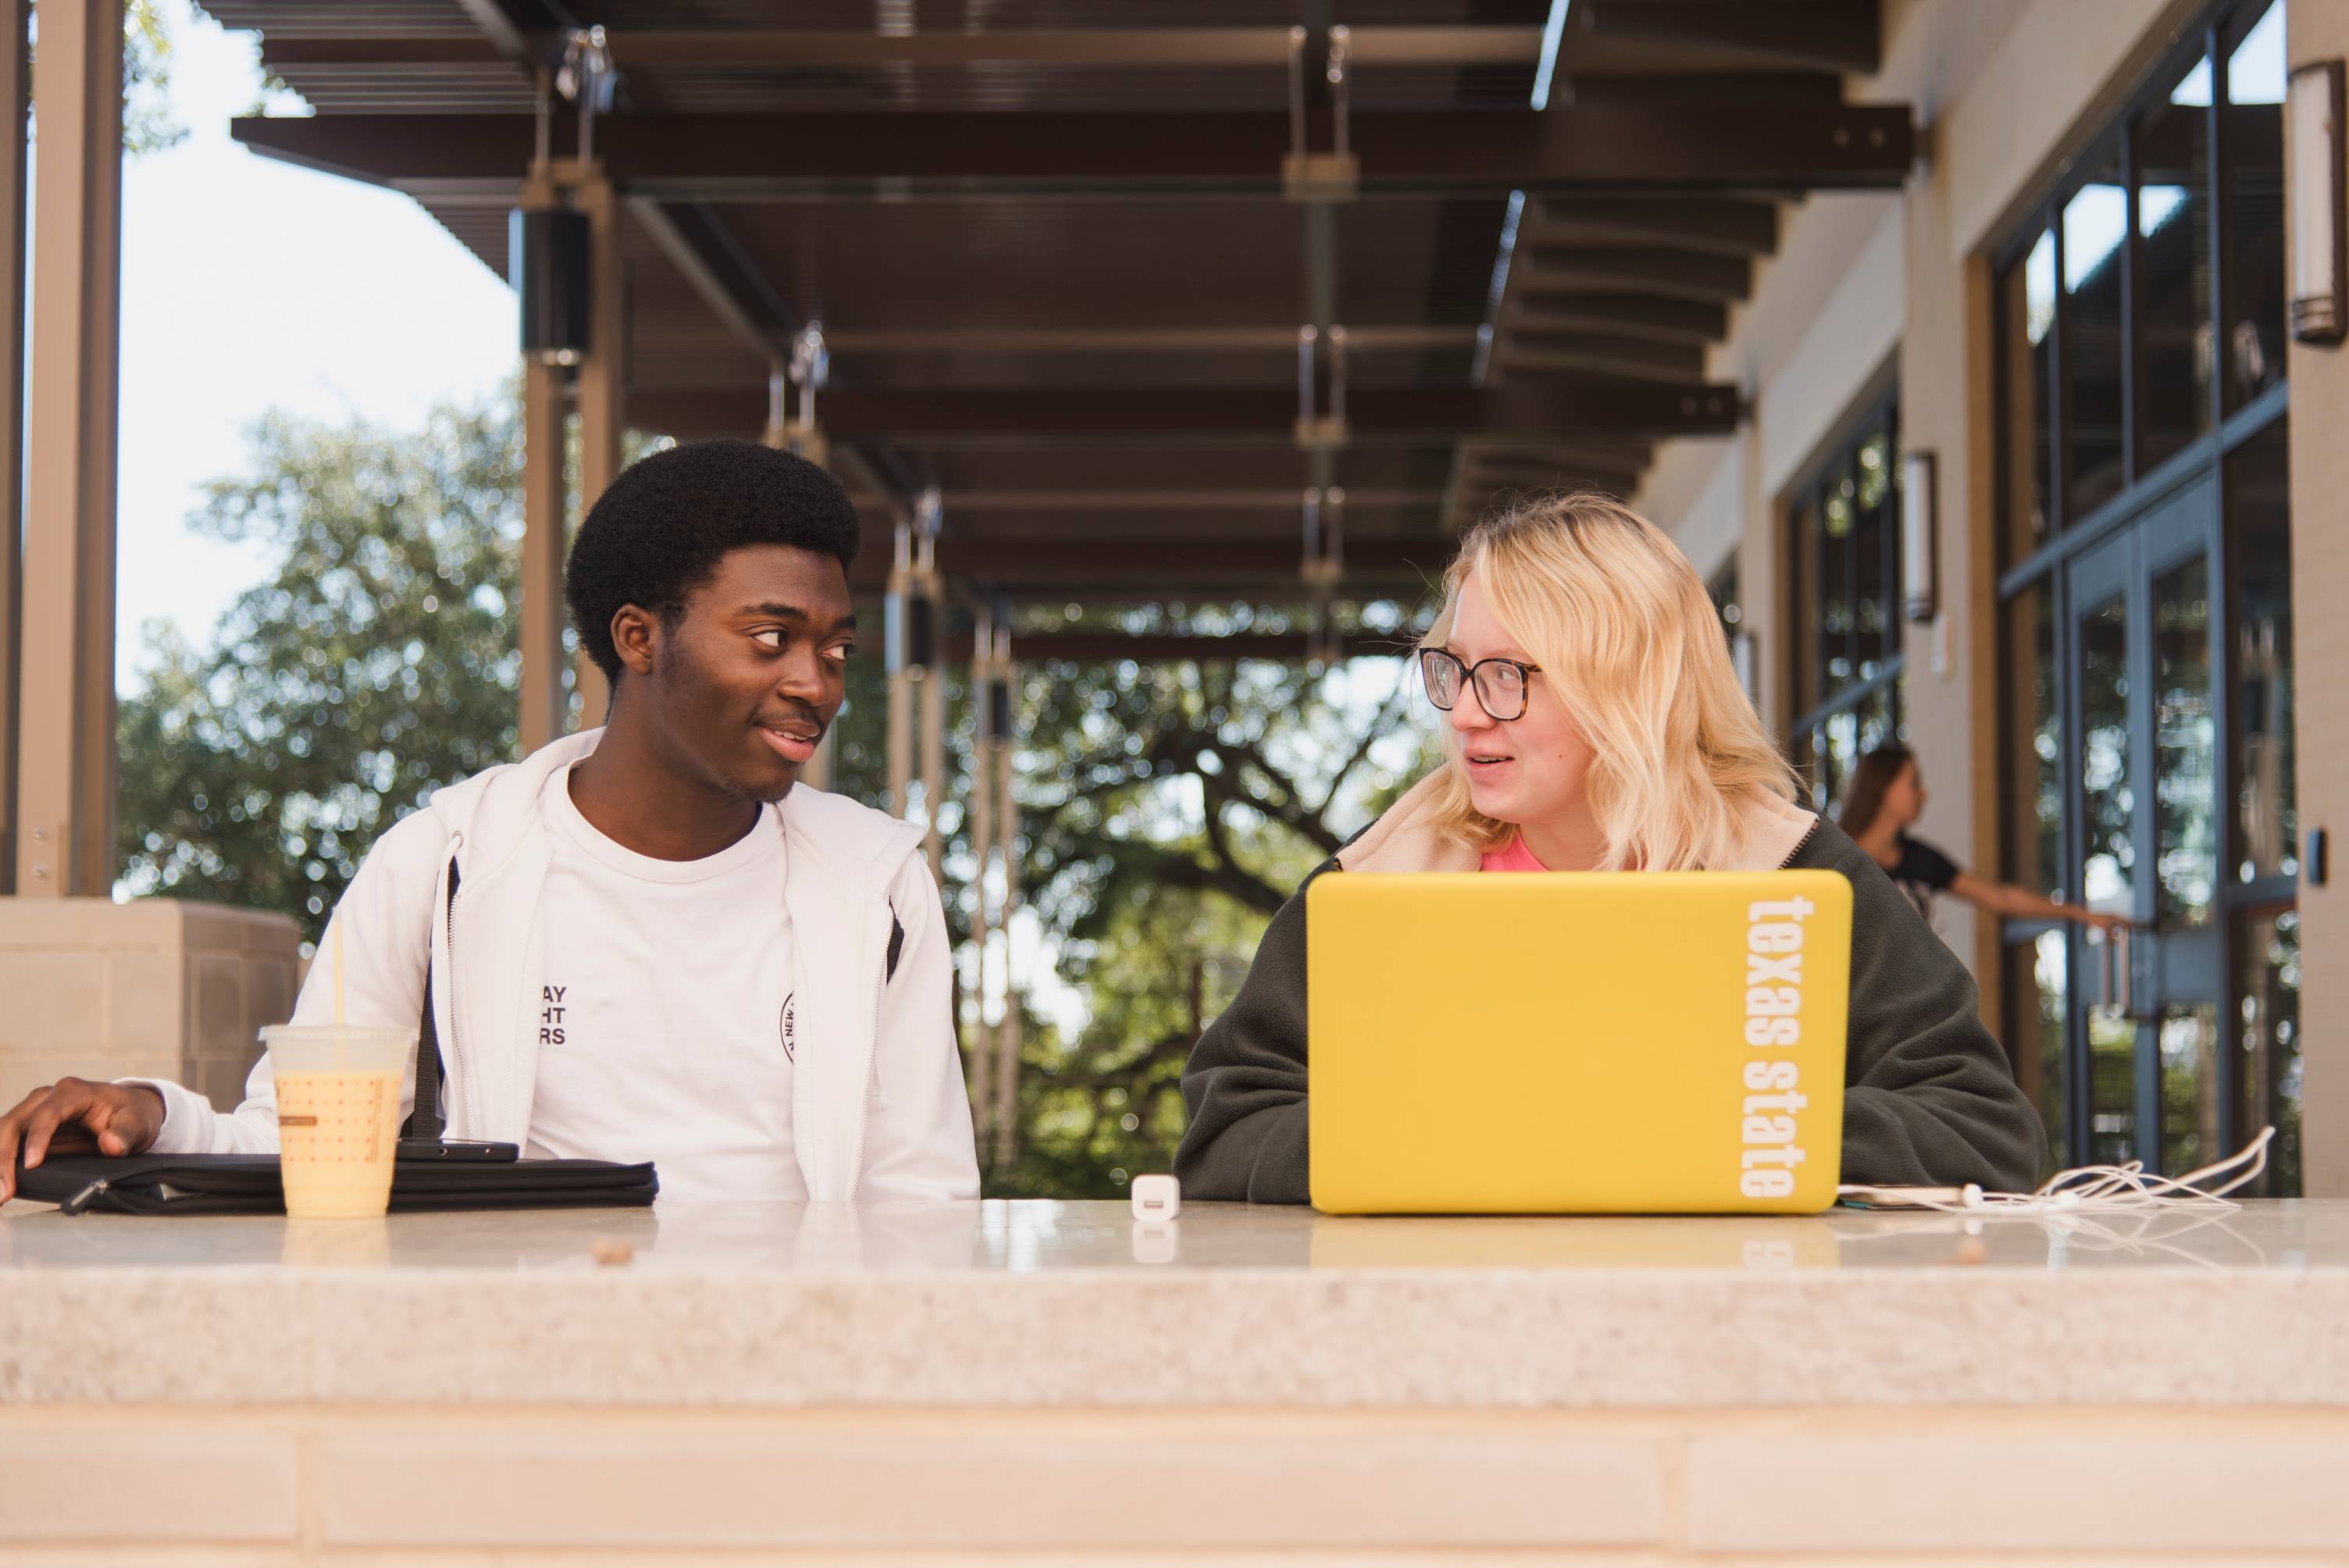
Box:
[629,198,928,527]
[631,383,1741,444]
[923,489,1445,512]
[1517,248,1752,305]
[1463,460,1640,490]
[821,326,1474,355]
[846,535,1452,592]
[268,27,1546,70]
[230,105,1914,194]
[266,37,511,66]
[947,629,1412,665]
[1522,197,1777,257]
[446,0,571,68]
[1578,1,1882,77]
[1493,335,1708,385]
[629,198,795,357]
[1507,295,1727,346]
[1559,72,1848,108]
[1461,440,1651,477]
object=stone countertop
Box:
[2,1198,2345,1408]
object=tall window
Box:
[1998,1,2289,558]
[1991,0,2296,1187]
[1785,390,1902,814]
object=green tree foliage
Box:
[116,403,526,943]
[825,622,1435,1196]
[1000,653,1430,1194]
[120,0,180,155]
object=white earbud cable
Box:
[1837,1125,2276,1216]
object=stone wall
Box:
[0,897,301,1112]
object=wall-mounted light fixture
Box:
[2289,59,2346,344]
[1901,450,1937,622]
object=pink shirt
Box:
[1479,835,1548,873]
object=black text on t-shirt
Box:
[540,984,569,1046]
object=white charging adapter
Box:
[1131,1172,1180,1221]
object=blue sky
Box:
[116,0,516,691]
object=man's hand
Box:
[0,1079,166,1202]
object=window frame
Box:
[1783,383,1904,811]
[1992,0,2290,593]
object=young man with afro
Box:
[0,440,981,1203]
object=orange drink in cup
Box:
[265,1025,413,1219]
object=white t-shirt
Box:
[528,765,805,1200]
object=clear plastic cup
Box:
[263,1025,415,1220]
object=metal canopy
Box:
[205,0,1911,605]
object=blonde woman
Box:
[1174,494,2044,1203]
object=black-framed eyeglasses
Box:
[1417,647,1542,722]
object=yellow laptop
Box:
[1306,870,1852,1214]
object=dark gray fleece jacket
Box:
[1174,794,2047,1205]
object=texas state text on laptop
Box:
[1306,871,1852,1215]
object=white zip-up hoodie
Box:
[134,730,982,1201]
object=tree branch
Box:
[1314,665,1417,817]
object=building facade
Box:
[1638,0,2342,1194]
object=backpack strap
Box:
[401,855,459,1141]
[402,971,447,1142]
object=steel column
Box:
[912,494,946,875]
[965,610,997,1146]
[918,646,946,877]
[884,526,915,818]
[16,0,122,897]
[991,629,1021,1173]
[797,729,834,793]
[519,356,569,752]
[572,171,622,729]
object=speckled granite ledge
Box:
[4,1199,2345,1408]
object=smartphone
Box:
[396,1138,521,1163]
[1834,1184,1970,1210]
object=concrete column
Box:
[2289,1,2349,1196]
[519,355,569,754]
[16,0,122,898]
[0,0,29,896]
[1900,134,2000,1003]
[572,172,623,732]
[1731,424,1780,738]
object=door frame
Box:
[2055,476,2226,1170]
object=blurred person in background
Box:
[1838,743,2130,935]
